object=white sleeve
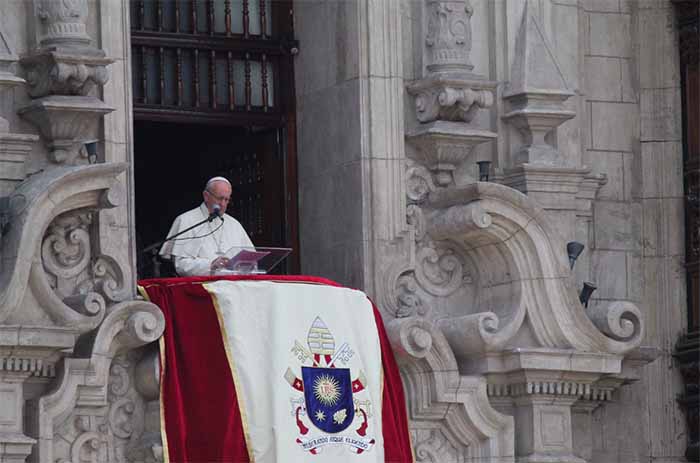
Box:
[172,255,213,277]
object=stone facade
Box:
[0,1,691,463]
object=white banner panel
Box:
[204,280,385,462]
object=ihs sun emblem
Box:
[313,374,341,406]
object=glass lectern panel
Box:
[215,246,292,275]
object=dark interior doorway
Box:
[134,120,290,278]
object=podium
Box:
[214,246,292,275]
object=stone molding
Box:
[501,164,607,216]
[27,299,165,463]
[386,316,515,462]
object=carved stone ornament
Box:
[395,272,426,318]
[23,0,113,99]
[425,0,475,74]
[21,49,112,98]
[408,75,495,124]
[18,0,114,166]
[385,317,515,461]
[41,208,129,318]
[406,120,496,186]
[18,95,114,164]
[34,0,91,49]
[384,178,649,462]
[0,163,128,330]
[29,299,165,463]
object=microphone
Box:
[208,204,221,222]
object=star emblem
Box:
[315,410,326,422]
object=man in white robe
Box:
[159,176,254,276]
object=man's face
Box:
[203,181,232,214]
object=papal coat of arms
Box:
[284,316,376,455]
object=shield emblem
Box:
[302,366,355,433]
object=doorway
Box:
[133,120,293,278]
[128,0,299,278]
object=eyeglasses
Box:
[205,190,231,202]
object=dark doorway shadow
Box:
[133,120,287,279]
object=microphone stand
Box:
[141,213,220,277]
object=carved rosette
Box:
[425,0,474,73]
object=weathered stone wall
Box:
[581,1,688,461]
[295,0,367,288]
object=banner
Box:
[139,275,414,463]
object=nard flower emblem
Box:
[313,374,341,406]
[333,409,347,425]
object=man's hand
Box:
[210,256,230,272]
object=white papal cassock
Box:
[159,203,254,276]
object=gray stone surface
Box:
[590,102,639,152]
[593,201,642,251]
[589,13,632,57]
